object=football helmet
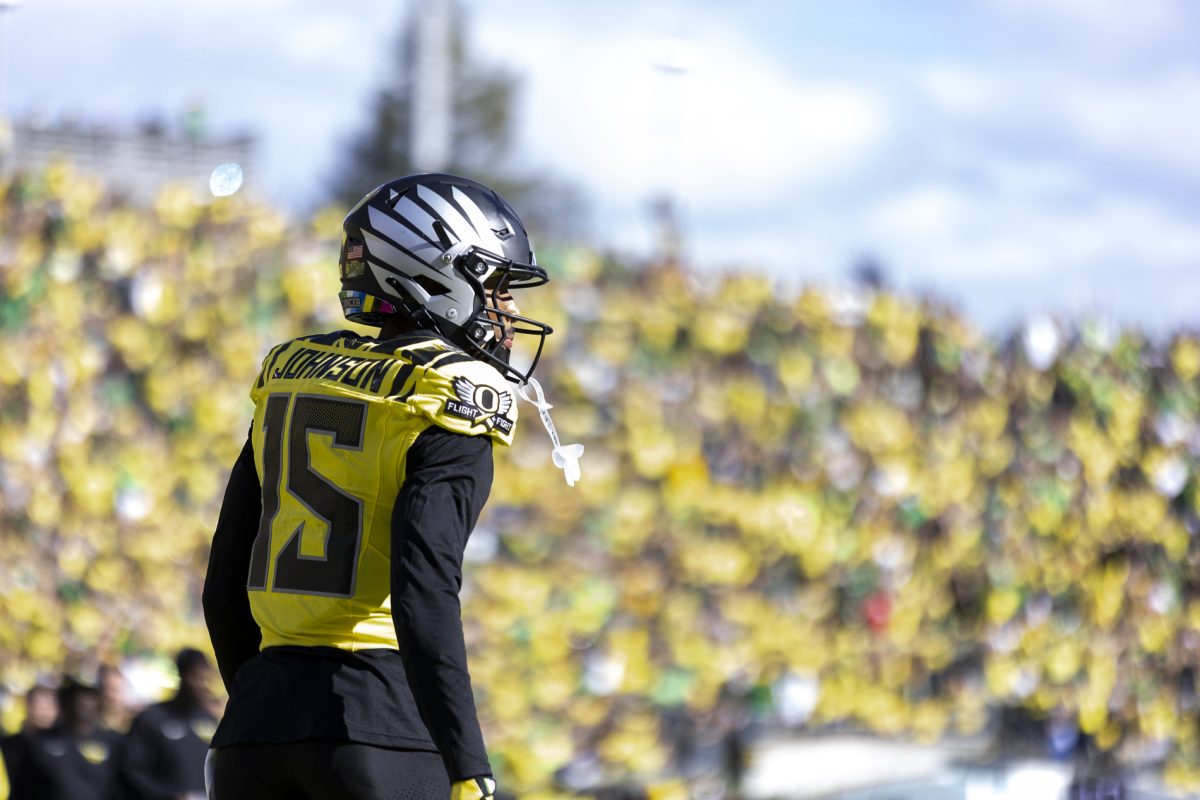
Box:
[339,173,552,384]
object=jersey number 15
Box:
[246,393,367,597]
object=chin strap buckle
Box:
[516,377,584,487]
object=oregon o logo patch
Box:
[474,385,500,414]
[446,377,514,434]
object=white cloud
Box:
[1062,71,1200,175]
[871,185,970,244]
[917,65,999,116]
[864,181,1200,281]
[983,0,1186,51]
[471,14,888,216]
[915,59,1200,178]
[673,53,886,210]
[980,159,1091,197]
[1095,196,1200,265]
[279,15,363,69]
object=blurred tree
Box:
[328,0,581,240]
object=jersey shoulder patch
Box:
[407,357,518,445]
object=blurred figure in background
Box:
[0,683,58,789]
[9,677,122,800]
[119,649,217,800]
[97,665,132,735]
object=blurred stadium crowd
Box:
[2,163,1199,798]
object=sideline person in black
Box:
[119,649,218,800]
[1,682,58,787]
[202,174,565,800]
[9,678,123,800]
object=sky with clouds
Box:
[2,0,1198,333]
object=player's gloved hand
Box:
[451,776,496,800]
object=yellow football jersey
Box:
[244,331,516,651]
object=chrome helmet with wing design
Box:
[338,173,552,383]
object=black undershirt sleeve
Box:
[203,434,264,692]
[391,425,495,782]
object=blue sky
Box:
[3,0,1198,333]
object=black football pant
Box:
[208,741,451,800]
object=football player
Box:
[202,174,555,800]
